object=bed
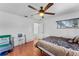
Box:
[0,35,13,56]
[36,36,79,56]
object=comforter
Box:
[36,36,79,56]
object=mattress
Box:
[0,44,12,54]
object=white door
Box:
[38,23,44,38]
[33,22,44,39]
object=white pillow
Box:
[73,36,79,43]
[68,39,73,43]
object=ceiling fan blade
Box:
[30,13,39,16]
[45,12,55,15]
[24,13,39,18]
[28,5,38,11]
[24,16,28,17]
[44,3,54,11]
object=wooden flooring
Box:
[7,41,47,56]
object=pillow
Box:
[68,37,76,43]
[77,38,79,44]
[68,36,79,44]
[73,36,79,43]
[68,39,73,43]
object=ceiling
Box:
[0,3,79,19]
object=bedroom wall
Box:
[44,11,79,38]
[0,11,34,46]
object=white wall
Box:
[0,11,34,46]
[44,11,79,38]
[1,9,79,46]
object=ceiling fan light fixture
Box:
[39,12,44,16]
[28,3,55,18]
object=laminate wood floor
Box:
[7,41,47,56]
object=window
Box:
[56,18,79,29]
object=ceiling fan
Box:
[27,3,55,18]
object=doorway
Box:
[33,22,44,39]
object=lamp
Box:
[39,12,44,16]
